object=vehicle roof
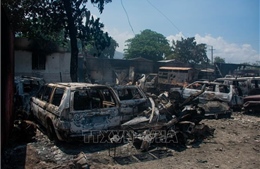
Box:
[46,82,109,90]
[159,67,192,70]
[113,85,141,89]
[15,76,45,83]
[190,81,228,86]
[215,76,260,81]
[14,76,44,80]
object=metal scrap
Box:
[121,85,215,151]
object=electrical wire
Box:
[120,0,135,35]
[146,0,185,37]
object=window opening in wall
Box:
[32,52,46,70]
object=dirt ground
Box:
[2,112,260,169]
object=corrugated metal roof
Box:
[200,68,215,72]
[129,57,153,62]
[159,67,192,70]
[158,59,176,63]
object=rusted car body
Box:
[121,86,214,151]
[243,94,260,113]
[30,83,125,141]
[169,81,243,108]
[197,101,231,119]
[113,85,151,121]
[14,76,45,117]
[142,73,158,94]
[214,76,260,96]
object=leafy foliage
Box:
[85,37,118,58]
[214,56,225,63]
[251,62,260,66]
[168,37,208,65]
[79,10,116,58]
[124,29,172,61]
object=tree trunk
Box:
[2,6,15,147]
[63,0,78,82]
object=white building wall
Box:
[15,50,71,82]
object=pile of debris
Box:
[119,85,215,151]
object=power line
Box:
[120,0,135,35]
[146,0,185,37]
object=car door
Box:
[37,86,54,127]
[31,85,46,119]
[182,82,205,99]
[44,87,66,118]
[114,86,149,121]
[199,83,216,102]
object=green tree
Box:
[240,62,251,65]
[214,56,225,63]
[2,0,112,82]
[101,37,119,58]
[169,37,208,65]
[85,37,118,58]
[124,29,172,61]
[252,62,260,66]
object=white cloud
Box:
[166,32,185,42]
[83,16,134,53]
[167,33,260,64]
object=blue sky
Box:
[87,0,259,64]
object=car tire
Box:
[28,110,35,121]
[169,91,182,102]
[214,114,219,119]
[46,119,57,141]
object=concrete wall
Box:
[15,51,71,82]
[83,57,155,84]
[14,45,188,85]
[84,57,115,84]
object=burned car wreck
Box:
[30,82,126,141]
[14,76,45,119]
[243,88,260,114]
[30,83,151,142]
[169,80,243,110]
[243,95,260,113]
[28,82,226,152]
[120,85,215,151]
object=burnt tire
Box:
[46,120,57,141]
[175,132,187,146]
[28,111,35,121]
[169,91,182,102]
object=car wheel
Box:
[169,91,182,102]
[28,111,35,121]
[46,120,57,141]
[214,114,219,119]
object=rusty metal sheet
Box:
[159,67,192,70]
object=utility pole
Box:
[209,46,215,64]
